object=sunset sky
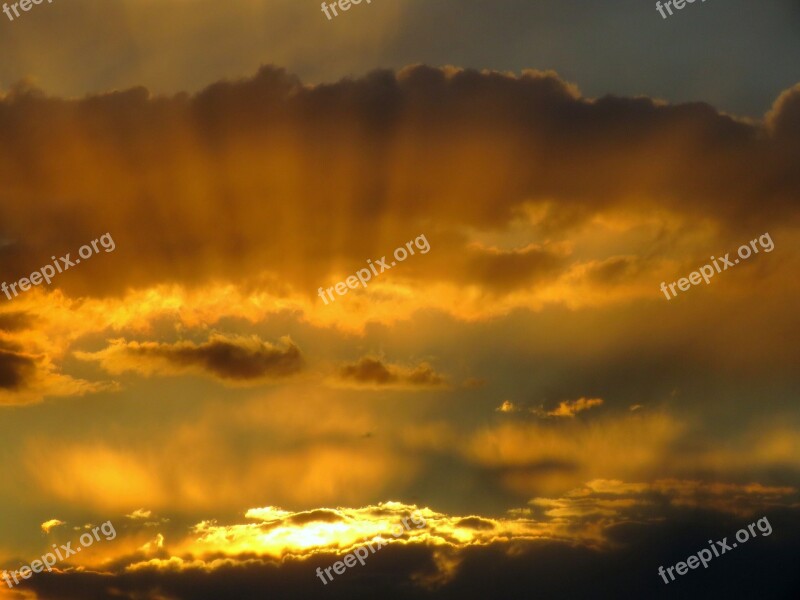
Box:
[1,1,799,599]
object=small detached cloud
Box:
[333,357,447,390]
[139,533,165,554]
[497,398,604,418]
[496,400,520,413]
[76,334,304,386]
[41,518,65,533]
[546,397,604,418]
[126,508,153,520]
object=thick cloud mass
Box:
[1,66,798,298]
[18,503,800,600]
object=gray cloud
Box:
[76,334,304,384]
[336,357,446,390]
[0,346,35,390]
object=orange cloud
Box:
[545,397,604,418]
[23,435,415,512]
[464,412,684,496]
[1,66,798,308]
[24,445,167,511]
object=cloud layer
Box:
[1,65,799,303]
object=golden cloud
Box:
[464,412,685,496]
[1,65,798,309]
[39,519,65,534]
[545,397,604,418]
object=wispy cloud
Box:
[544,397,604,418]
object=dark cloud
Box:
[143,337,303,381]
[77,334,304,384]
[289,509,344,526]
[337,357,446,389]
[0,347,35,390]
[585,256,640,285]
[454,517,495,531]
[340,358,395,385]
[457,244,566,294]
[0,0,798,118]
[0,311,33,332]
[0,336,106,404]
[20,506,800,600]
[405,366,445,388]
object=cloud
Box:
[0,311,34,332]
[448,242,567,294]
[0,338,111,406]
[334,357,446,390]
[528,479,797,530]
[76,334,304,385]
[0,67,798,364]
[40,519,65,534]
[0,345,36,391]
[24,445,167,511]
[544,397,604,418]
[23,436,416,511]
[14,485,800,600]
[138,533,165,554]
[497,398,604,418]
[766,83,800,141]
[496,400,519,413]
[464,412,684,496]
[583,256,641,286]
[126,509,153,520]
[180,502,435,559]
[1,65,798,307]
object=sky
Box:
[1,1,799,599]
